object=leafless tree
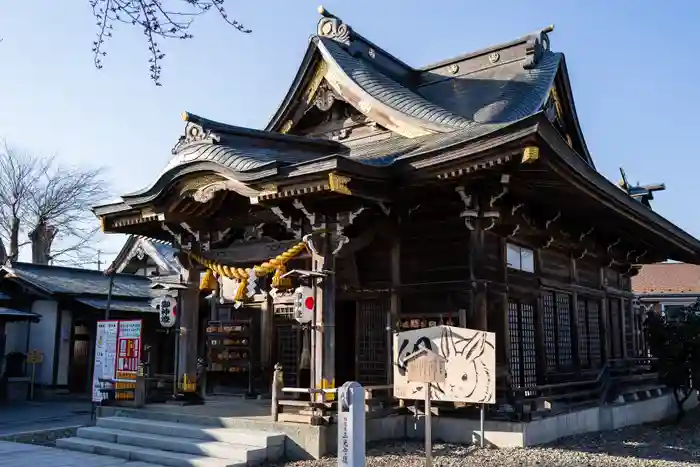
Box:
[0,144,39,262]
[0,145,109,265]
[90,0,252,85]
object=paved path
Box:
[0,440,164,466]
[0,400,92,436]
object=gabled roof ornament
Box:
[523,25,554,70]
[171,111,221,155]
[317,5,352,46]
[618,167,665,209]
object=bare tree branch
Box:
[0,144,43,260]
[0,145,110,265]
[89,0,252,85]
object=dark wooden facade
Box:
[94,9,700,418]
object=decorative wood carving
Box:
[328,173,352,195]
[377,202,391,216]
[270,206,301,239]
[313,81,336,112]
[455,186,477,231]
[333,206,368,255]
[191,179,261,202]
[483,174,510,231]
[293,199,317,227]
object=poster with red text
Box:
[116,320,142,382]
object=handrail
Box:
[510,357,658,397]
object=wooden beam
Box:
[388,227,401,385]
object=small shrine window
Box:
[506,243,534,273]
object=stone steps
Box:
[55,416,286,467]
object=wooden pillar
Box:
[177,268,200,391]
[260,294,273,370]
[599,268,609,363]
[570,255,581,370]
[620,297,628,359]
[469,221,487,331]
[630,299,639,357]
[571,291,581,369]
[499,238,511,382]
[388,234,401,384]
[312,230,336,396]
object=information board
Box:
[91,320,119,402]
[91,319,142,402]
[116,320,142,382]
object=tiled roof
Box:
[418,51,561,124]
[75,298,155,313]
[318,38,474,130]
[3,262,153,299]
[632,262,700,294]
[0,307,40,322]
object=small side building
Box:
[0,262,159,395]
[632,262,700,318]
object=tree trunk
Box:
[29,221,57,265]
[8,216,20,262]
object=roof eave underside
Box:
[539,122,700,262]
[556,55,595,168]
[266,40,320,132]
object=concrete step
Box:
[77,426,270,463]
[56,437,247,467]
[96,417,285,449]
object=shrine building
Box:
[93,7,700,428]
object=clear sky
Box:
[0,0,698,268]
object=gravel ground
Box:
[268,411,700,466]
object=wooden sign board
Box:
[27,350,43,364]
[406,350,446,384]
[393,325,496,404]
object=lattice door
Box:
[555,293,573,368]
[508,299,537,393]
[543,293,557,371]
[507,301,522,391]
[577,299,590,368]
[587,300,602,366]
[274,305,301,387]
[356,299,388,385]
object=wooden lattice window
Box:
[542,293,557,371]
[577,300,589,367]
[578,298,602,368]
[542,291,573,372]
[508,301,521,390]
[508,299,537,394]
[556,294,573,368]
[608,298,623,359]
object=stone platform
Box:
[74,390,697,461]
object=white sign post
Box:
[337,381,365,467]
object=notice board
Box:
[91,319,142,402]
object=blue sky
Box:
[1,0,698,267]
